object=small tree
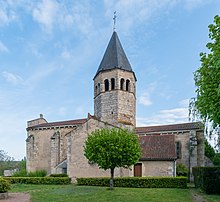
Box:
[84,128,141,189]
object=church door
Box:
[134,163,142,177]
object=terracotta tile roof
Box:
[139,134,176,160]
[135,122,203,134]
[28,118,87,129]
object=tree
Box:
[204,139,216,160]
[84,128,141,189]
[0,150,15,176]
[194,15,220,129]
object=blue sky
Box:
[0,0,220,160]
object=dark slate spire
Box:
[94,31,135,79]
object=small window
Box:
[104,79,109,91]
[176,142,181,159]
[120,78,125,90]
[111,78,115,90]
[95,85,98,95]
[126,79,130,91]
[98,83,100,93]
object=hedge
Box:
[193,166,220,195]
[0,178,10,193]
[3,177,71,185]
[77,177,187,188]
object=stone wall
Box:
[138,161,175,177]
[67,118,130,181]
[26,127,73,174]
[94,69,136,127]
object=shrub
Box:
[77,177,187,189]
[4,177,71,185]
[176,163,188,177]
[12,169,47,177]
[193,166,220,195]
[12,170,28,177]
[0,178,10,193]
[49,174,68,177]
[28,170,47,177]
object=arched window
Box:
[98,83,100,93]
[176,142,182,159]
[111,78,115,90]
[104,79,109,91]
[126,79,130,91]
[95,85,98,96]
[120,78,125,90]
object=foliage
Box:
[213,153,220,166]
[176,164,188,177]
[12,169,47,177]
[84,128,141,189]
[12,170,28,177]
[0,177,10,193]
[205,139,216,160]
[3,177,71,185]
[17,158,26,171]
[10,184,195,202]
[194,15,220,129]
[0,150,16,176]
[192,166,220,195]
[49,174,68,177]
[77,177,187,189]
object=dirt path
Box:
[0,193,30,202]
[190,188,207,202]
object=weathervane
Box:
[113,11,116,31]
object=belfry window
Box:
[120,78,125,90]
[176,142,181,159]
[98,83,100,93]
[126,79,130,91]
[111,78,115,90]
[104,79,109,91]
[95,85,98,95]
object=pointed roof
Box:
[94,31,135,79]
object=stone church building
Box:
[26,31,204,181]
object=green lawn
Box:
[11,184,194,202]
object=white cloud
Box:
[61,49,72,59]
[183,0,212,10]
[138,82,157,106]
[139,95,152,106]
[179,98,190,108]
[32,0,58,33]
[137,106,188,126]
[0,41,9,52]
[2,71,24,85]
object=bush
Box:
[12,170,28,177]
[49,174,68,177]
[0,178,10,193]
[176,164,188,177]
[28,170,47,177]
[77,177,187,189]
[12,169,47,177]
[193,166,220,194]
[4,177,71,185]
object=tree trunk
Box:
[110,168,114,190]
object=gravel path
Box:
[0,193,30,202]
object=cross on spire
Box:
[113,11,116,31]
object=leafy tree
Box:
[84,128,141,189]
[204,139,216,161]
[194,15,220,129]
[0,150,15,176]
[213,153,220,166]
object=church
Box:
[26,31,204,181]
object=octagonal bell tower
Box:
[94,31,136,128]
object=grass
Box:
[10,184,194,202]
[9,184,220,202]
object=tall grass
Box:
[12,170,47,177]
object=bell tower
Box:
[94,31,136,128]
